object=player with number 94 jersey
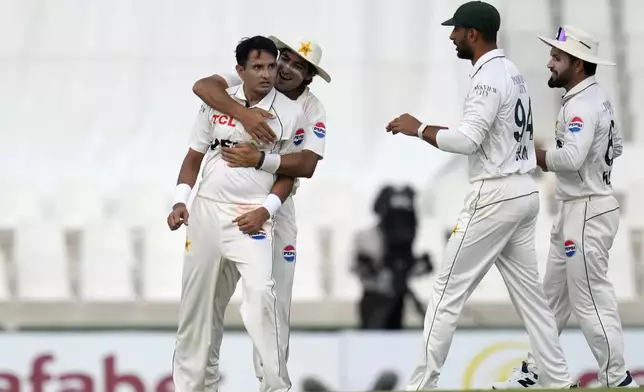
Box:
[385,2,575,389]
[457,49,536,183]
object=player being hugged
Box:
[191,35,331,392]
[167,36,308,392]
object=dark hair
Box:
[235,36,278,68]
[477,28,497,44]
[582,61,597,77]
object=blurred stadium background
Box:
[1,0,644,390]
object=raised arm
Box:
[192,73,276,143]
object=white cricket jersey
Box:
[189,85,306,205]
[454,49,536,183]
[221,71,327,158]
[545,76,623,201]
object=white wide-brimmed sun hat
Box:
[538,25,615,66]
[268,36,331,83]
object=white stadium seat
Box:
[114,180,174,227]
[0,180,43,229]
[49,179,106,229]
[0,251,11,301]
[79,218,136,301]
[15,220,71,301]
[609,223,636,300]
[141,222,184,302]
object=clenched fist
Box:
[167,203,189,231]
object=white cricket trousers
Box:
[527,195,626,387]
[406,174,572,390]
[203,197,297,392]
[172,195,290,392]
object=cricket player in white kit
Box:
[385,2,574,389]
[191,36,330,392]
[167,36,308,392]
[494,25,638,389]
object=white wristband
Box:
[418,123,428,139]
[173,183,192,206]
[262,193,282,217]
[260,153,281,174]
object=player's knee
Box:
[246,279,276,304]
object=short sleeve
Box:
[188,104,214,153]
[301,103,327,158]
[455,74,503,145]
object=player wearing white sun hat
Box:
[190,36,331,392]
[493,25,637,389]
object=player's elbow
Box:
[299,151,320,178]
[462,142,479,155]
[193,75,227,99]
[192,78,208,98]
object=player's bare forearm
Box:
[275,150,320,178]
[270,175,295,202]
[177,149,205,187]
[535,149,549,171]
[420,125,448,148]
[193,75,247,121]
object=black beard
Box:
[456,46,474,60]
[548,74,567,88]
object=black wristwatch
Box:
[255,151,266,170]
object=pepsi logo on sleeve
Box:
[313,122,326,138]
[564,240,577,257]
[294,128,305,146]
[568,117,584,133]
[282,245,296,262]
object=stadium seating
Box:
[1,0,642,329]
[0,251,10,301]
[79,218,136,301]
[15,220,71,301]
[141,222,184,302]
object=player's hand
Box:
[167,203,189,231]
[222,142,262,169]
[233,207,270,235]
[386,113,422,137]
[240,108,276,144]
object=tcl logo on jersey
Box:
[568,116,584,133]
[313,122,326,138]
[564,240,577,257]
[212,114,237,127]
[294,129,305,146]
[250,230,267,240]
[210,138,238,150]
[282,245,296,262]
